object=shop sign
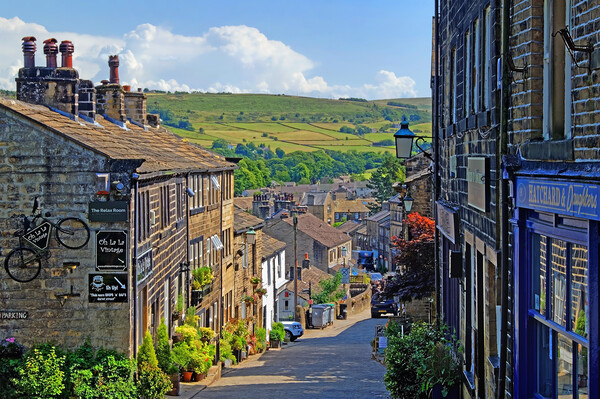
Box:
[89,201,128,222]
[436,202,459,243]
[1,311,28,319]
[89,273,128,303]
[467,157,488,212]
[136,249,153,284]
[516,177,600,221]
[96,231,128,271]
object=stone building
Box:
[264,212,351,275]
[299,192,334,224]
[0,38,236,357]
[435,0,600,397]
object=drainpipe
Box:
[496,0,511,397]
[433,0,441,326]
[132,176,139,358]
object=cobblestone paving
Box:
[188,308,390,399]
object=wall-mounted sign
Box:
[136,249,153,284]
[96,231,128,271]
[23,222,51,250]
[1,311,28,319]
[89,201,128,222]
[516,177,600,221]
[467,157,489,212]
[436,202,459,244]
[89,273,128,303]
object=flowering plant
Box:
[250,276,261,284]
[0,337,25,358]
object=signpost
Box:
[88,273,128,303]
[96,231,128,271]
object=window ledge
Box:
[463,370,475,395]
[190,206,205,216]
[519,139,574,161]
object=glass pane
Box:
[551,239,568,327]
[532,233,548,314]
[536,324,552,398]
[577,344,589,398]
[570,244,588,338]
[556,334,573,398]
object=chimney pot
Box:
[59,40,74,68]
[108,55,119,84]
[21,36,37,68]
[138,88,142,93]
[123,85,131,92]
[43,38,58,68]
[101,80,109,85]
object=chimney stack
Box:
[108,55,119,84]
[22,36,36,68]
[59,40,74,68]
[43,38,58,68]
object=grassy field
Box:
[150,93,431,154]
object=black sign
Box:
[136,249,153,284]
[89,201,129,222]
[89,273,128,303]
[0,311,28,319]
[96,231,128,271]
[23,222,51,250]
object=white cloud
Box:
[0,17,418,99]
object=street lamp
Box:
[393,116,434,162]
[403,193,414,213]
[246,228,256,245]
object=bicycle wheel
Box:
[4,247,42,283]
[56,218,90,249]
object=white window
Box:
[189,174,203,209]
[465,30,471,115]
[474,18,481,112]
[451,47,457,123]
[484,6,492,110]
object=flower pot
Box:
[193,372,204,382]
[172,333,184,344]
[200,336,208,343]
[182,371,193,382]
[270,340,281,349]
[166,373,181,396]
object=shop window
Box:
[529,223,589,397]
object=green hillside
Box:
[148,93,431,154]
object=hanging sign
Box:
[23,222,51,250]
[88,201,128,222]
[89,273,128,303]
[96,231,128,271]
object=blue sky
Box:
[0,1,434,99]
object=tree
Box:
[275,147,285,159]
[385,213,435,302]
[137,331,158,370]
[211,138,229,150]
[366,153,404,213]
[312,272,346,304]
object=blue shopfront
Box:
[513,172,600,398]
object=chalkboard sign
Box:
[96,231,128,271]
[89,273,128,303]
[23,222,51,250]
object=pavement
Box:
[169,307,389,399]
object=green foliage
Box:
[198,327,215,341]
[137,331,158,370]
[192,266,214,287]
[255,328,267,352]
[175,325,199,344]
[13,347,65,399]
[185,306,199,326]
[312,272,346,304]
[136,362,172,399]
[218,332,236,364]
[270,322,285,342]
[367,153,404,213]
[71,353,136,399]
[176,294,184,313]
[384,322,460,399]
[171,344,193,372]
[156,319,171,374]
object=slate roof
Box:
[336,220,364,235]
[233,197,254,211]
[0,97,235,176]
[405,169,432,184]
[300,192,331,206]
[261,233,286,259]
[333,199,370,213]
[280,212,350,247]
[284,265,330,300]
[367,209,390,222]
[233,208,264,234]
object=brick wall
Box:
[96,84,126,122]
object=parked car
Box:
[280,321,304,341]
[371,296,397,318]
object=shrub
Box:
[175,325,199,344]
[136,362,172,399]
[270,322,285,341]
[255,327,267,352]
[171,344,192,372]
[137,331,158,370]
[156,319,172,374]
[198,327,215,341]
[71,353,136,399]
[185,306,199,326]
[13,347,65,399]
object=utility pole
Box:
[293,212,298,321]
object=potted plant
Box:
[255,287,267,298]
[172,294,184,323]
[241,294,255,305]
[198,327,215,343]
[171,343,193,382]
[250,276,261,288]
[270,322,285,349]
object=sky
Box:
[0,1,434,100]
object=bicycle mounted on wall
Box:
[3,197,90,283]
